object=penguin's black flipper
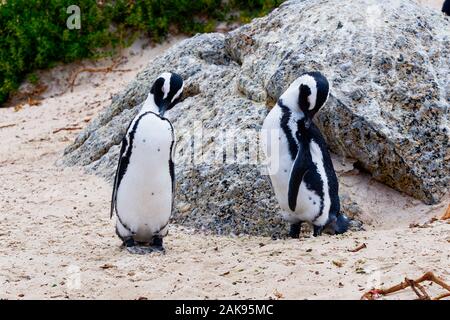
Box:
[110,135,129,218]
[166,119,176,204]
[288,142,311,212]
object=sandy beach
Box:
[0,1,449,300]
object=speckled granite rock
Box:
[63,0,449,236]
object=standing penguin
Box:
[111,72,184,254]
[261,72,349,238]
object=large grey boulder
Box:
[64,0,449,236]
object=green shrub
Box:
[0,0,283,106]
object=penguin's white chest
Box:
[116,113,174,241]
[261,106,296,211]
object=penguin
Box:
[261,71,349,238]
[443,0,450,15]
[111,72,184,254]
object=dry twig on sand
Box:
[14,104,24,112]
[361,271,450,300]
[442,204,450,220]
[52,126,82,134]
[10,84,47,111]
[348,243,367,253]
[0,123,16,129]
[68,57,131,92]
[27,97,42,106]
[409,217,439,228]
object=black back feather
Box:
[443,0,450,15]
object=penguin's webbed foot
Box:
[123,237,136,247]
[126,245,157,255]
[313,225,323,237]
[123,237,150,255]
[150,236,165,254]
[122,237,164,255]
[289,222,302,239]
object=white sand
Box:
[417,0,444,10]
[0,3,449,299]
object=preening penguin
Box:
[261,72,349,238]
[111,72,184,254]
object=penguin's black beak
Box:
[159,101,170,116]
[304,114,312,129]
